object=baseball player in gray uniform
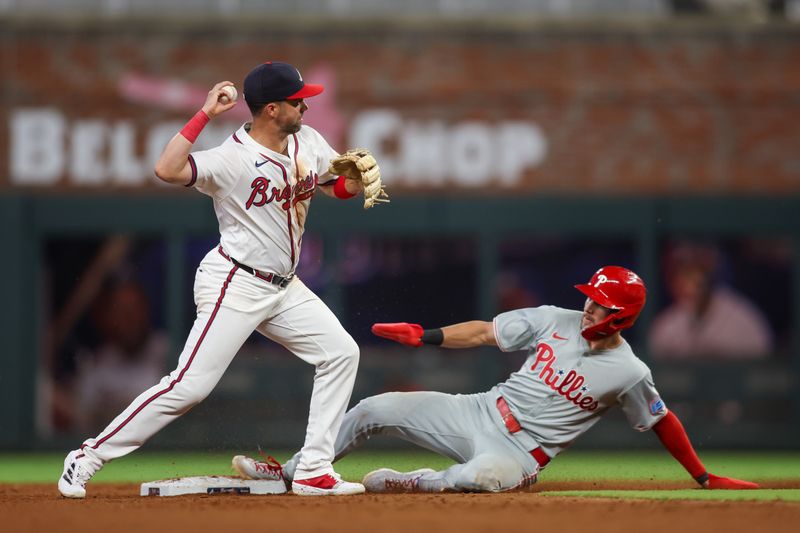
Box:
[234,266,759,492]
[59,61,387,498]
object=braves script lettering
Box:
[530,342,599,411]
[246,172,318,210]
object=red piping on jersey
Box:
[291,133,304,259]
[257,153,296,265]
[232,132,243,144]
[82,265,239,452]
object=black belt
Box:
[218,246,293,289]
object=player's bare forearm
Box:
[154,81,237,186]
[154,135,194,185]
[441,321,497,348]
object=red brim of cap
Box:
[287,83,324,99]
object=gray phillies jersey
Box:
[491,305,667,458]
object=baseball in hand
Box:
[219,85,238,104]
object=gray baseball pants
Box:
[283,391,540,492]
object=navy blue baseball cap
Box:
[243,61,324,106]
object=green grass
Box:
[0,450,456,483]
[544,489,800,502]
[534,451,800,481]
[3,450,799,503]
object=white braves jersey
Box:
[188,124,338,275]
[491,305,667,458]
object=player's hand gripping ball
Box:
[329,148,390,209]
[219,85,238,104]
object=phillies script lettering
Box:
[245,172,318,211]
[530,343,599,411]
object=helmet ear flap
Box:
[611,313,636,331]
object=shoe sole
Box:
[362,468,436,493]
[292,482,365,496]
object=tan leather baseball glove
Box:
[329,148,390,209]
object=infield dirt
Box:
[2,481,799,533]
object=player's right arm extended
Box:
[371,321,497,348]
[154,81,237,185]
[652,411,759,490]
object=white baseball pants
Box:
[78,247,359,480]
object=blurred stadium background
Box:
[1,0,799,455]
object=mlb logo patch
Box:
[649,398,665,415]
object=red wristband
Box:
[180,110,210,144]
[333,176,357,199]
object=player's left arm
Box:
[324,148,387,208]
[309,134,367,201]
[621,376,759,490]
[317,176,363,199]
[651,410,759,489]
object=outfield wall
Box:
[1,17,798,450]
[1,195,798,450]
[3,19,800,195]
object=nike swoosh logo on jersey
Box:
[255,160,268,168]
[552,332,568,341]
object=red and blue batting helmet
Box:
[574,266,647,341]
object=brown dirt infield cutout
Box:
[2,481,799,533]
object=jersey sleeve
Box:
[493,307,549,352]
[187,143,239,198]
[619,372,668,432]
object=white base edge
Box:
[140,476,287,497]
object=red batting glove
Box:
[371,323,424,347]
[705,473,759,490]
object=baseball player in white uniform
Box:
[59,61,378,498]
[234,266,759,493]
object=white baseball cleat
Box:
[291,473,365,496]
[362,468,436,493]
[58,450,94,498]
[231,455,286,482]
